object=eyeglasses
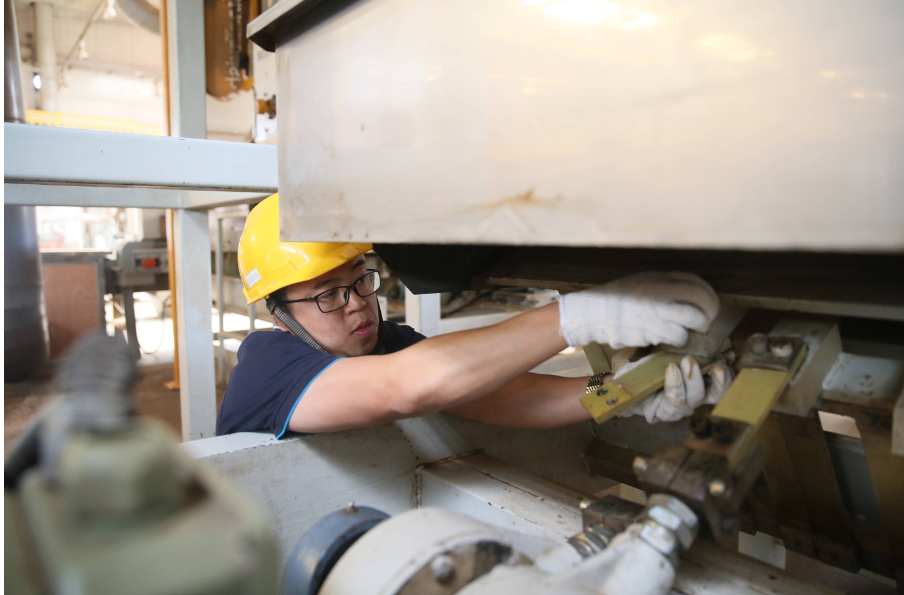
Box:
[281,270,382,313]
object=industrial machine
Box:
[233,0,904,593]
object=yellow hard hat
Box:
[238,194,372,305]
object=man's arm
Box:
[289,272,720,433]
[289,303,568,433]
[444,373,597,429]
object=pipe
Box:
[5,0,26,123]
[33,2,58,111]
[116,0,160,35]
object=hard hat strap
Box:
[266,299,330,355]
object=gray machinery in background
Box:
[4,334,278,594]
[106,239,170,360]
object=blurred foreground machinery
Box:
[4,334,278,595]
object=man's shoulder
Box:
[240,328,303,351]
[380,321,426,353]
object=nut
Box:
[641,494,699,552]
[430,554,456,584]
[708,479,729,498]
[748,333,768,355]
[633,456,648,475]
[769,337,793,358]
[638,520,680,567]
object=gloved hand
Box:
[615,354,734,423]
[557,272,720,349]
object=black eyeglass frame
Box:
[280,269,381,313]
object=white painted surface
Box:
[3,124,277,192]
[275,0,904,251]
[174,208,217,440]
[404,289,441,337]
[420,453,586,544]
[320,508,531,595]
[182,413,606,560]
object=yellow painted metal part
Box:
[581,352,714,424]
[713,346,809,429]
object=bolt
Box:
[689,414,711,439]
[708,479,728,498]
[430,555,456,584]
[597,388,608,396]
[345,501,357,513]
[769,337,793,358]
[748,333,768,355]
[605,396,618,406]
[633,456,648,475]
[580,498,594,510]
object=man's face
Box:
[281,256,380,357]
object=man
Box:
[217,195,733,437]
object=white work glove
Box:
[557,272,720,349]
[615,354,734,423]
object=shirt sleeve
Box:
[216,331,340,437]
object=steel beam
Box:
[174,209,217,441]
[3,124,277,192]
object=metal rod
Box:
[217,217,225,386]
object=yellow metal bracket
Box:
[580,352,717,424]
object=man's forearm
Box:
[444,373,592,429]
[384,302,569,415]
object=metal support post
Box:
[174,209,216,440]
[165,0,206,138]
[216,217,225,385]
[248,302,256,334]
[404,288,441,338]
[122,288,140,361]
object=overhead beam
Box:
[3,184,270,210]
[3,123,277,192]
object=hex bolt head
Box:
[605,396,618,406]
[748,333,768,355]
[597,388,609,396]
[769,337,793,358]
[708,479,728,498]
[633,456,648,475]
[430,555,456,584]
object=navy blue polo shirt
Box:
[216,322,426,437]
